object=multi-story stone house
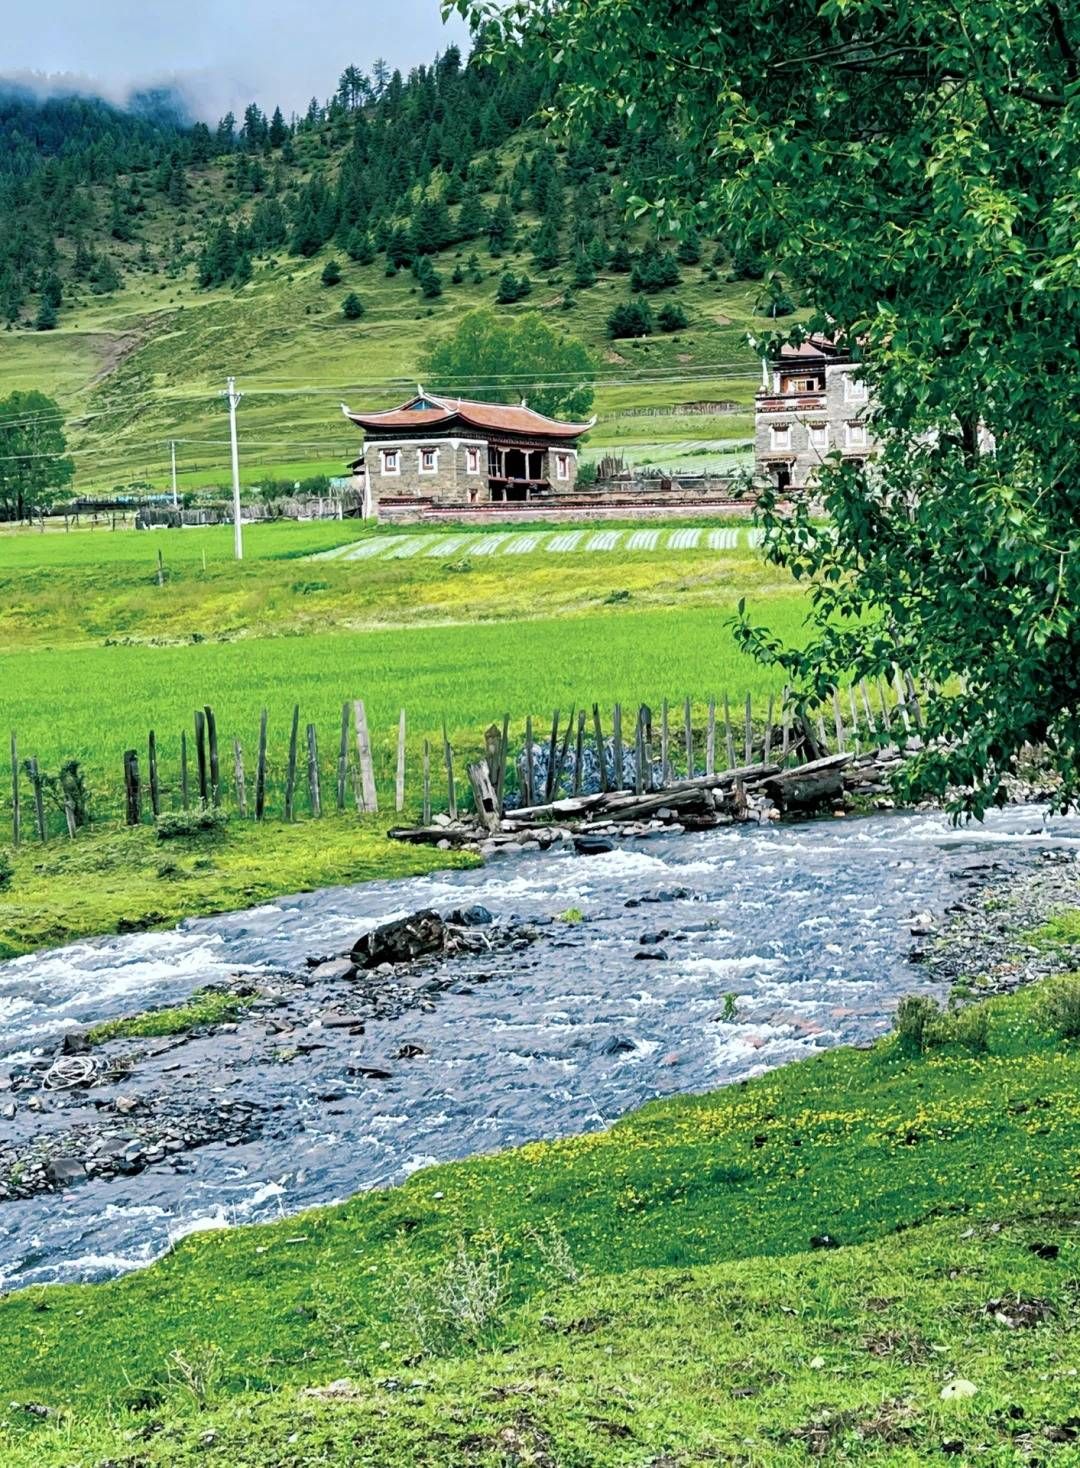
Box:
[754,336,876,491]
[343,389,595,519]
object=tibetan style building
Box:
[754,336,876,491]
[342,390,595,519]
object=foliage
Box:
[494,269,532,304]
[0,391,74,520]
[656,300,689,332]
[422,307,595,419]
[1040,973,1080,1039]
[462,0,1080,814]
[630,240,680,293]
[320,258,342,287]
[155,805,229,841]
[341,291,364,320]
[0,850,10,892]
[893,994,939,1057]
[86,986,257,1045]
[607,299,653,338]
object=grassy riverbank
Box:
[0,519,810,955]
[2,969,1079,1465]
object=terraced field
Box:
[313,524,764,561]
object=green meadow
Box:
[3,972,1079,1465]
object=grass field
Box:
[0,518,808,953]
[2,967,1078,1465]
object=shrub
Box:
[156,806,229,842]
[894,994,939,1056]
[341,292,364,320]
[657,301,689,332]
[321,258,342,286]
[0,850,11,891]
[384,1235,509,1357]
[575,460,598,487]
[495,271,532,304]
[1041,975,1080,1038]
[607,299,654,338]
[949,1004,990,1054]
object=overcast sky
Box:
[3,0,470,120]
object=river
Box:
[2,806,1077,1289]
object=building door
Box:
[775,464,792,492]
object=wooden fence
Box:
[6,672,926,849]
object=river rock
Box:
[61,1029,92,1055]
[351,910,447,969]
[573,835,615,855]
[310,958,358,983]
[46,1158,86,1187]
[444,904,494,927]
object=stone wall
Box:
[364,438,488,508]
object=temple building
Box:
[342,389,595,519]
[754,336,877,491]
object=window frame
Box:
[808,422,829,452]
[465,446,481,474]
[380,447,401,476]
[769,423,793,452]
[845,420,868,450]
[555,453,571,481]
[418,446,439,475]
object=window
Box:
[846,421,867,449]
[555,453,570,481]
[466,446,480,474]
[419,447,439,474]
[808,422,828,452]
[844,372,868,403]
[770,423,792,451]
[380,448,400,476]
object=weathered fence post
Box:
[495,713,510,816]
[634,709,645,795]
[763,694,775,764]
[204,706,221,806]
[545,710,560,803]
[394,710,407,813]
[337,701,350,811]
[877,678,894,737]
[612,703,624,791]
[832,689,846,753]
[441,716,456,820]
[156,549,165,587]
[194,710,209,804]
[284,704,300,821]
[744,693,753,765]
[524,716,535,807]
[723,693,736,769]
[573,709,585,797]
[234,738,247,818]
[467,759,499,831]
[354,700,378,813]
[10,730,19,848]
[28,757,46,843]
[123,750,141,826]
[422,738,431,824]
[181,730,190,809]
[592,704,608,793]
[660,700,671,786]
[255,709,268,821]
[706,698,716,778]
[306,723,321,817]
[686,696,695,776]
[148,730,161,817]
[554,708,575,802]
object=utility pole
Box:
[224,376,243,560]
[170,440,179,508]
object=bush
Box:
[894,993,991,1056]
[384,1235,509,1357]
[1041,975,1080,1038]
[894,994,939,1056]
[321,258,342,286]
[156,806,229,842]
[0,850,11,891]
[341,291,364,320]
[607,299,654,338]
[575,460,598,487]
[495,271,532,304]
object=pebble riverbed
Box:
[1,804,1079,1290]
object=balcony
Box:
[756,393,826,414]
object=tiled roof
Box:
[342,391,595,439]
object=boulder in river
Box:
[444,904,494,927]
[574,835,615,855]
[351,910,447,969]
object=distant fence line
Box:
[7,673,927,849]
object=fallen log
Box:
[386,825,482,846]
[762,754,852,813]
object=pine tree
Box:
[342,292,364,319]
[486,195,514,256]
[532,211,561,271]
[345,228,375,264]
[321,258,343,286]
[572,246,596,289]
[411,194,451,255]
[35,297,58,330]
[609,238,633,273]
[199,219,237,286]
[269,106,288,148]
[456,183,486,241]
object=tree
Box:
[415,256,443,298]
[345,228,375,264]
[35,297,58,330]
[631,241,680,293]
[198,220,237,287]
[495,271,532,304]
[657,300,689,332]
[321,258,343,286]
[607,299,653,338]
[572,246,596,289]
[269,106,288,148]
[608,238,633,273]
[342,292,364,319]
[422,307,595,420]
[458,0,1080,813]
[532,213,561,271]
[0,391,74,521]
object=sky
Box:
[2,0,470,120]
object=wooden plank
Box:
[612,703,624,791]
[685,696,694,777]
[123,750,141,827]
[544,710,560,803]
[660,700,671,785]
[905,671,925,729]
[148,730,161,817]
[441,715,456,820]
[194,710,208,804]
[573,709,585,797]
[634,709,645,795]
[496,713,510,815]
[10,730,19,849]
[781,684,792,765]
[877,677,893,735]
[816,712,830,755]
[467,759,500,831]
[832,689,846,753]
[524,715,535,807]
[422,738,432,824]
[181,730,190,810]
[848,685,861,755]
[284,703,300,821]
[706,698,716,778]
[554,706,575,801]
[592,704,609,794]
[306,723,322,817]
[255,708,268,822]
[337,701,350,811]
[723,692,736,769]
[860,679,877,736]
[355,700,378,814]
[395,709,406,814]
[641,704,654,789]
[893,671,912,734]
[29,756,46,842]
[743,693,753,765]
[233,738,247,818]
[763,693,775,765]
[204,705,221,806]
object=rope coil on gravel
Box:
[43,1056,98,1090]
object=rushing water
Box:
[2,806,1078,1289]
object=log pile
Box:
[388,747,908,851]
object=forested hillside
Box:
[0,48,781,495]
